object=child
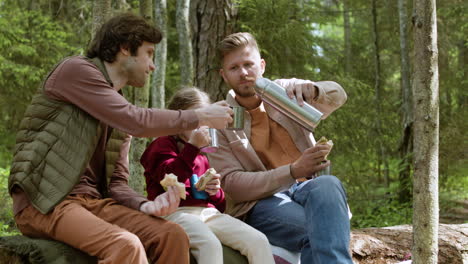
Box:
[140,87,274,264]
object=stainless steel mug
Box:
[201,128,218,153]
[254,78,323,131]
[227,106,245,130]
[317,163,331,176]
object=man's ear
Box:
[220,68,227,82]
[120,45,131,56]
[260,59,266,75]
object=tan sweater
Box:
[248,103,301,170]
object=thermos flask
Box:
[255,78,330,177]
[254,78,323,131]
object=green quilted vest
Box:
[8,57,127,214]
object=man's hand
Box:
[290,144,331,179]
[195,101,233,129]
[279,78,318,106]
[204,173,221,196]
[140,186,180,216]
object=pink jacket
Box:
[207,79,347,218]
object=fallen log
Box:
[350,223,468,264]
[2,223,466,264]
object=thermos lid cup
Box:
[200,128,218,153]
[227,106,245,130]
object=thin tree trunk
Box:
[176,0,194,86]
[125,0,153,194]
[343,0,352,74]
[411,0,439,262]
[190,0,238,100]
[371,0,389,186]
[91,0,112,36]
[457,40,467,107]
[397,0,413,203]
[152,0,167,109]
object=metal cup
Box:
[227,106,244,130]
[200,128,218,153]
[317,162,331,176]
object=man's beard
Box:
[233,77,257,97]
[234,85,256,97]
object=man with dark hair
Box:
[8,13,232,263]
[208,32,353,263]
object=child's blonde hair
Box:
[167,87,211,111]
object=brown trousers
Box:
[15,195,189,264]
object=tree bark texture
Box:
[350,224,468,264]
[397,0,413,203]
[152,0,167,109]
[140,0,152,20]
[190,0,238,101]
[91,0,112,36]
[411,0,440,262]
[176,0,194,86]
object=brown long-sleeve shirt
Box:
[12,56,199,215]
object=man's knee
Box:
[313,175,344,192]
[112,230,146,256]
[161,221,190,247]
[303,175,347,202]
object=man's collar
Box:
[226,90,241,107]
[86,56,114,87]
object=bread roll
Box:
[316,136,333,159]
[160,173,186,199]
[195,168,217,191]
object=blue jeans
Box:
[245,176,352,264]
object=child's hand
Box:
[188,126,210,148]
[204,173,221,196]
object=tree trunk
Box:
[411,0,440,262]
[397,0,413,203]
[190,0,238,101]
[139,0,152,20]
[176,0,194,86]
[350,224,467,264]
[91,0,112,36]
[343,0,352,74]
[457,40,467,107]
[371,0,389,186]
[152,0,167,109]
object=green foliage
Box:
[0,167,18,236]
[0,2,79,167]
[237,0,325,78]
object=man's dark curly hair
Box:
[86,13,162,62]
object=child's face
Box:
[179,102,210,141]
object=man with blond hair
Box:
[208,32,353,263]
